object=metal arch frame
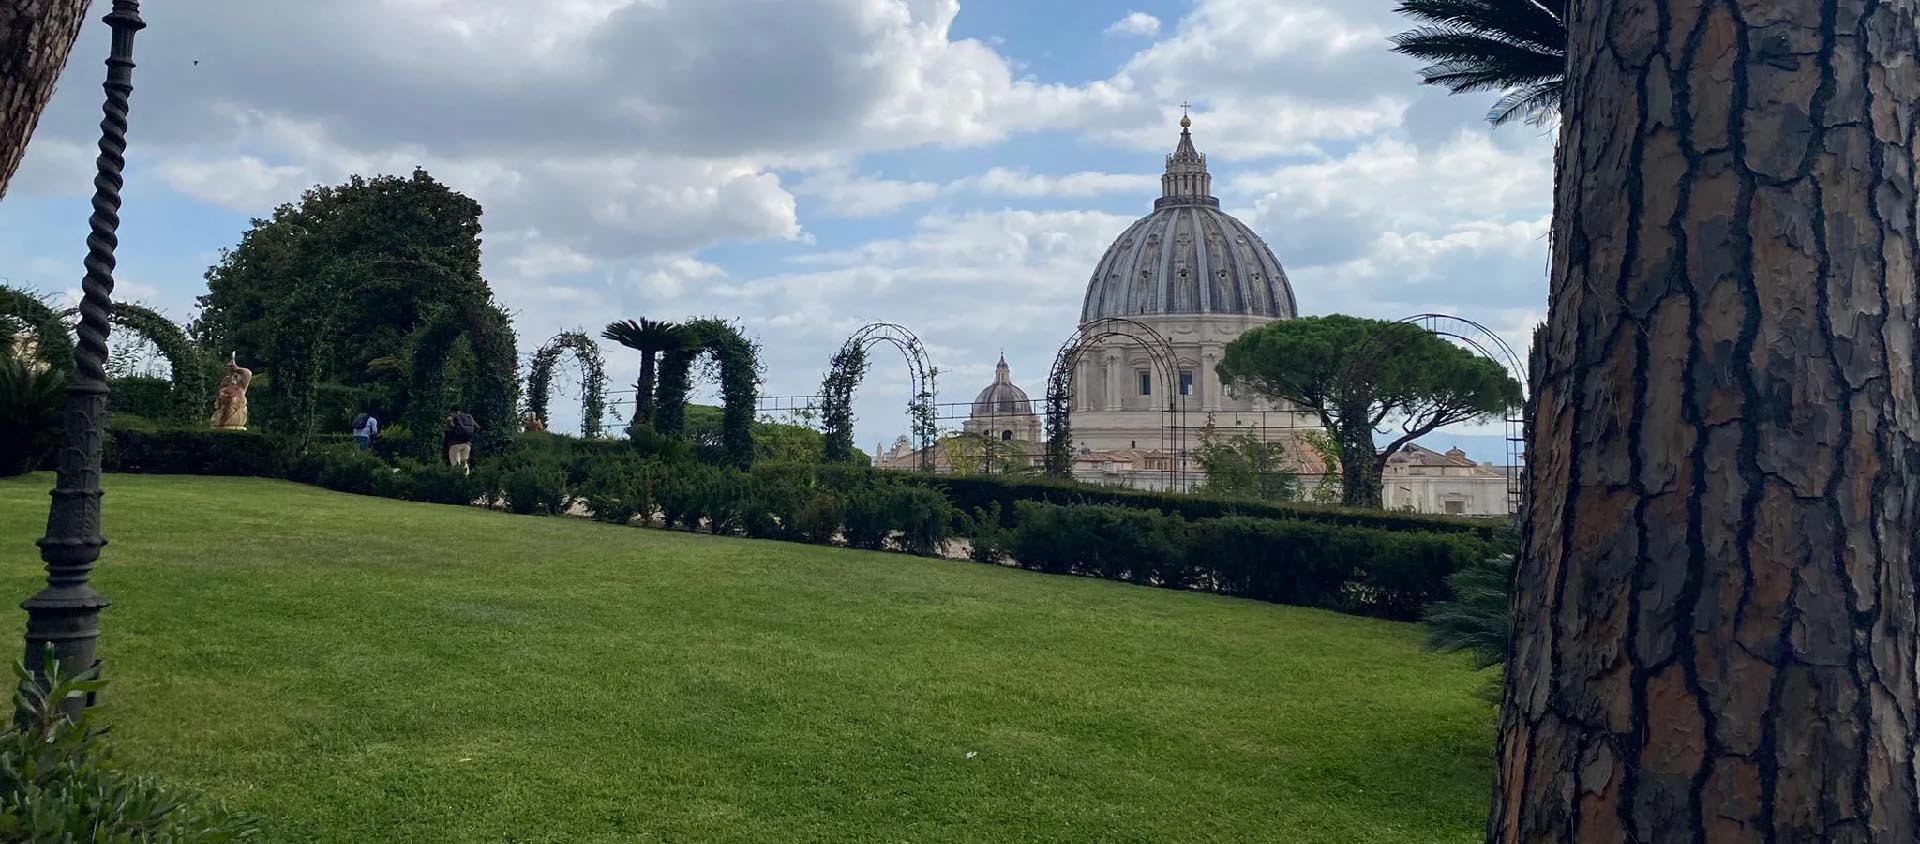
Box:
[1043,317,1189,487]
[526,330,608,438]
[1344,313,1530,514]
[839,322,939,471]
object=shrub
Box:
[743,463,814,540]
[963,504,1010,564]
[0,356,64,477]
[1191,516,1358,605]
[791,493,843,545]
[888,485,956,557]
[108,426,293,477]
[106,375,175,421]
[0,648,258,842]
[577,453,654,525]
[503,462,568,515]
[1423,553,1512,669]
[698,467,750,535]
[917,472,1503,539]
[299,445,389,496]
[656,465,705,530]
[404,459,485,506]
[1352,532,1491,621]
[840,485,895,550]
[1008,503,1184,583]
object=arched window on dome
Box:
[1001,430,1013,442]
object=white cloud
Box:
[949,167,1158,198]
[1104,11,1161,38]
[791,169,942,218]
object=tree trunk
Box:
[1493,0,1920,842]
[0,0,91,203]
[1337,416,1381,508]
[635,352,656,429]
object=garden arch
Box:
[404,303,519,458]
[57,302,203,420]
[819,322,937,470]
[0,285,74,372]
[1344,313,1529,513]
[527,331,608,438]
[1043,317,1187,486]
[653,317,760,469]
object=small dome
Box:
[1079,117,1296,324]
[972,355,1034,416]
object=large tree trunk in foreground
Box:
[1494,0,1920,841]
[0,0,92,203]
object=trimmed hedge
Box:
[60,425,1502,621]
[906,472,1505,539]
[1010,501,1491,621]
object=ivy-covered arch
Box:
[652,317,759,469]
[405,303,520,460]
[526,331,608,438]
[818,322,937,469]
[57,302,204,420]
[0,285,74,373]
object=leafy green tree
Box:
[1192,423,1298,501]
[1389,0,1565,126]
[191,169,515,434]
[1216,314,1521,508]
[601,318,686,432]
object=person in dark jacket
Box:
[444,410,478,474]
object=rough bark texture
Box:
[1493,0,1920,842]
[0,0,92,203]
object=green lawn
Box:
[0,474,1492,843]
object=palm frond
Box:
[1391,0,1567,127]
[1488,80,1563,126]
[601,318,687,354]
[1395,0,1563,54]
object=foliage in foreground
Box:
[0,649,257,842]
[0,355,65,478]
[1422,553,1512,669]
[1389,0,1566,127]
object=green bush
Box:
[743,463,816,540]
[503,462,568,515]
[791,493,843,545]
[889,485,956,557]
[296,445,389,496]
[106,375,175,421]
[0,356,64,477]
[577,453,654,525]
[0,649,258,842]
[1008,503,1184,583]
[963,504,1010,564]
[1423,553,1511,669]
[840,485,895,550]
[108,426,294,477]
[918,472,1502,539]
[404,459,486,506]
[1352,531,1492,621]
[1191,517,1358,605]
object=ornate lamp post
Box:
[26,0,145,706]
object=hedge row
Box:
[965,502,1491,620]
[909,472,1506,539]
[79,424,1508,620]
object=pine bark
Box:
[1493,0,1920,841]
[0,0,92,203]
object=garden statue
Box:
[524,413,546,433]
[209,356,252,430]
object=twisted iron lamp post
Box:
[27,0,145,707]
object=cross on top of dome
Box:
[1159,111,1215,209]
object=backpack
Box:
[352,412,370,430]
[453,412,478,437]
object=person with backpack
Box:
[445,410,478,473]
[351,411,379,449]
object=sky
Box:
[0,0,1554,462]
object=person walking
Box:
[351,411,379,449]
[444,410,478,474]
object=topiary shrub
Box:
[1191,516,1358,605]
[404,459,486,506]
[963,504,1010,564]
[108,426,294,477]
[296,445,389,496]
[0,648,258,842]
[106,375,174,420]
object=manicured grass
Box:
[0,474,1493,843]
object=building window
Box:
[1444,499,1467,515]
[1001,430,1013,441]
[1137,370,1152,396]
[1179,369,1194,396]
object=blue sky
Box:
[2,0,1554,462]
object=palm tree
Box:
[601,319,684,430]
[1389,0,1566,127]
